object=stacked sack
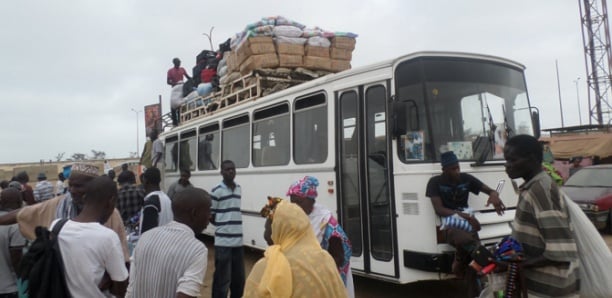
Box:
[220,16,357,86]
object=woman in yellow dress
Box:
[244,200,346,298]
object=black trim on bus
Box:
[357,85,372,273]
[254,102,289,120]
[403,250,453,273]
[166,135,178,143]
[469,161,506,167]
[295,92,326,110]
[199,123,219,134]
[223,114,249,128]
[181,129,197,139]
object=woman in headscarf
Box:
[244,201,346,298]
[287,176,355,298]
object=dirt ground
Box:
[197,233,612,298]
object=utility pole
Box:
[131,108,141,158]
[574,77,583,125]
[556,60,565,127]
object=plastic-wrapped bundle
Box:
[302,27,323,37]
[273,25,303,38]
[275,36,307,45]
[170,83,184,109]
[440,214,473,232]
[333,32,359,38]
[273,15,305,29]
[197,83,213,97]
[563,192,612,297]
[245,18,276,30]
[249,25,274,36]
[307,36,331,47]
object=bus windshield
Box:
[394,57,534,163]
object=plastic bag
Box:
[170,83,184,109]
[273,25,303,38]
[307,36,331,47]
[563,192,612,297]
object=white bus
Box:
[160,51,538,284]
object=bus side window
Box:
[294,93,328,164]
[253,103,290,167]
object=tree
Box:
[91,150,106,160]
[55,152,65,162]
[71,153,87,161]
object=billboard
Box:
[144,103,162,137]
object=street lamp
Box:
[131,108,141,158]
[574,77,583,126]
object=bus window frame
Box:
[164,134,179,173]
[252,101,290,167]
[293,91,328,164]
[222,113,251,168]
[198,123,220,171]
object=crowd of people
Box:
[0,133,588,297]
[0,155,355,298]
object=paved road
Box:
[197,233,612,297]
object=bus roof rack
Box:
[177,69,328,125]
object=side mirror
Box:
[392,101,408,138]
[392,99,420,138]
[531,108,541,139]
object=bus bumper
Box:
[403,250,454,273]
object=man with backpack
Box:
[51,176,129,297]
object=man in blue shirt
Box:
[426,151,504,297]
[210,160,244,298]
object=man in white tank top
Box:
[139,168,172,235]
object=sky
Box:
[0,0,596,163]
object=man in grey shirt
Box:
[167,169,193,200]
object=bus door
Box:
[337,81,397,277]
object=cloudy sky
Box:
[0,1,593,163]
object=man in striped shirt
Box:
[126,188,211,298]
[210,160,244,298]
[504,135,579,297]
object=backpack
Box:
[18,219,71,298]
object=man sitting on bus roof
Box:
[425,151,505,296]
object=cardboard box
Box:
[305,45,330,58]
[276,43,305,56]
[331,37,356,50]
[248,36,274,44]
[236,37,276,65]
[304,56,331,71]
[330,47,353,61]
[226,52,238,72]
[330,59,351,72]
[240,53,279,75]
[278,55,303,68]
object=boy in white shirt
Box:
[53,176,128,297]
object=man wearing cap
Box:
[0,163,130,262]
[425,151,505,297]
[33,172,54,203]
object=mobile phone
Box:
[496,180,505,193]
